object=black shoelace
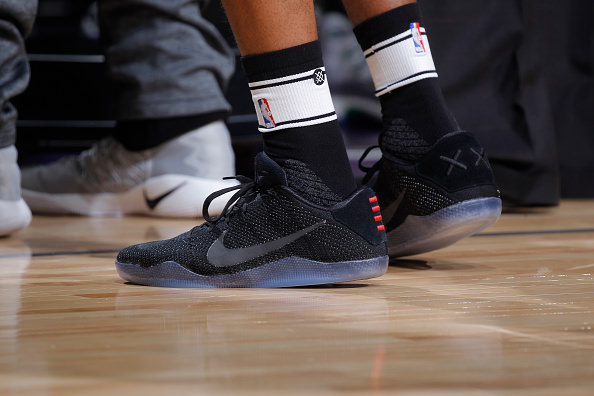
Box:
[201,174,279,232]
[202,175,256,226]
[358,145,382,185]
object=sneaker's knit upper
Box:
[367,131,500,230]
[282,159,343,206]
[117,153,387,276]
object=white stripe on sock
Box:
[364,26,437,96]
[249,67,337,133]
[248,68,322,89]
[362,28,424,57]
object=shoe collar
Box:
[254,152,288,189]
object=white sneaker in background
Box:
[21,120,237,218]
[0,145,32,236]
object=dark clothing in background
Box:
[541,1,594,198]
[420,0,594,203]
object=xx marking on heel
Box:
[440,149,467,176]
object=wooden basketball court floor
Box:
[1,200,594,395]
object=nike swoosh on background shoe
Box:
[381,188,407,222]
[143,182,188,210]
[207,221,326,268]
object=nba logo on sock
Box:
[410,22,426,55]
[258,98,276,129]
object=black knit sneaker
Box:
[115,152,388,288]
[360,130,501,257]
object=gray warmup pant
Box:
[0,0,234,149]
[0,0,37,149]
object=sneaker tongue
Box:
[254,152,288,188]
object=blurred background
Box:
[14,0,594,206]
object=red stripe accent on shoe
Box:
[369,196,378,203]
[374,215,383,222]
[377,225,385,231]
[372,205,381,212]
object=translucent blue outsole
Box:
[387,197,502,257]
[115,255,389,288]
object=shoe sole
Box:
[115,255,389,288]
[0,199,32,237]
[387,197,502,257]
[22,175,237,218]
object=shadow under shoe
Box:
[361,131,502,257]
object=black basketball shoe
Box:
[360,129,501,257]
[115,152,388,287]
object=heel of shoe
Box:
[332,187,387,247]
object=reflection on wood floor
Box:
[1,200,594,395]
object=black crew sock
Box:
[354,4,461,162]
[241,41,356,202]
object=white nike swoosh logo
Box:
[381,188,407,223]
[206,221,326,268]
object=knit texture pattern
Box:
[283,159,342,206]
[381,118,431,163]
[378,161,455,217]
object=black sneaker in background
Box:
[361,130,501,257]
[115,152,388,288]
